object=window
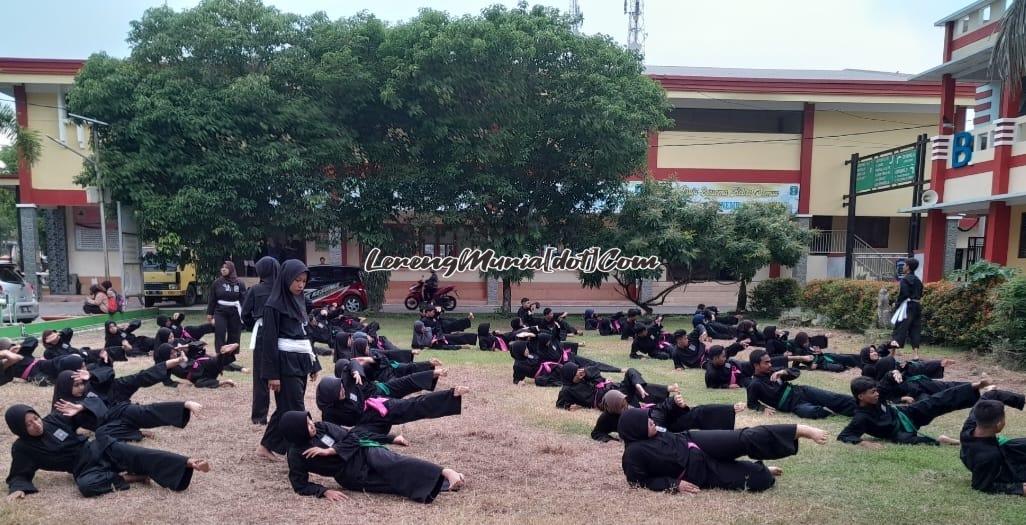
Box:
[851,217,890,249]
[983,5,992,22]
[74,225,120,252]
[961,16,970,33]
[0,267,24,284]
[979,132,989,151]
[667,108,803,134]
[1019,213,1026,258]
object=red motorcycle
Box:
[405,281,458,311]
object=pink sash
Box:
[494,338,509,352]
[535,361,559,378]
[611,320,621,332]
[639,402,654,410]
[364,397,389,417]
[560,348,572,363]
[728,365,740,387]
[19,359,40,380]
[182,328,193,340]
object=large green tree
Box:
[68,0,357,276]
[374,4,670,311]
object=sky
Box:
[0,0,976,148]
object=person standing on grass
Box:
[257,260,320,461]
[890,257,923,360]
[207,261,246,372]
[242,256,280,425]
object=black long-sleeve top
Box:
[259,307,321,380]
[960,411,1026,495]
[6,414,89,495]
[241,281,273,329]
[895,273,923,306]
[206,278,246,316]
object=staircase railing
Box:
[807,229,905,280]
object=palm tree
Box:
[0,104,41,173]
[990,0,1026,94]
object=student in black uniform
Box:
[891,257,924,360]
[4,404,211,499]
[838,376,1024,447]
[745,350,856,419]
[207,261,246,364]
[617,408,828,494]
[241,256,280,425]
[960,399,1026,495]
[257,260,321,461]
[704,346,812,389]
[280,410,465,503]
[0,337,85,387]
[590,388,743,442]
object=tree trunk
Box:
[501,277,512,313]
[736,279,748,313]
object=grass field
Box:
[1,312,1025,525]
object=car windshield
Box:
[143,255,179,272]
[0,267,23,284]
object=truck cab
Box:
[142,250,201,307]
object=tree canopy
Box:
[68,0,669,291]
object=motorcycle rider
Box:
[422,269,439,304]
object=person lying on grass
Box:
[591,389,744,442]
[745,349,856,419]
[960,398,1026,495]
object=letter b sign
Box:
[951,131,974,168]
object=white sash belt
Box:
[890,299,909,325]
[218,299,242,319]
[249,318,263,351]
[278,337,316,364]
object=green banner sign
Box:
[856,148,917,193]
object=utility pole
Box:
[569,0,582,33]
[625,0,644,54]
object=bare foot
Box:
[981,385,999,394]
[393,435,410,447]
[442,468,465,491]
[938,435,960,446]
[255,446,282,462]
[186,458,211,472]
[796,424,828,445]
[941,359,956,367]
[185,401,203,418]
[453,386,470,397]
[767,466,783,477]
[411,349,421,356]
[430,358,443,368]
[140,430,156,439]
[220,343,240,355]
[434,368,448,378]
[973,379,994,391]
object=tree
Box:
[67,0,356,277]
[0,104,41,169]
[575,179,811,313]
[990,0,1026,95]
[373,4,670,311]
[719,202,812,311]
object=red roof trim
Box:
[946,159,994,179]
[950,21,1001,52]
[650,75,977,98]
[0,58,85,76]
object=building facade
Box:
[908,0,1026,280]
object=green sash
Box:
[998,436,1010,446]
[374,382,392,396]
[778,384,794,410]
[893,406,918,434]
[358,438,385,448]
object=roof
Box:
[934,0,997,26]
[0,58,85,76]
[645,66,916,82]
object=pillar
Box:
[944,216,960,275]
[983,85,1021,265]
[984,202,1011,264]
[17,204,39,297]
[793,214,812,283]
[486,276,499,305]
[922,74,956,282]
[42,207,70,294]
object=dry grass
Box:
[0,315,1024,524]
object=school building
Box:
[903,0,1026,281]
[0,47,979,307]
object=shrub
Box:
[360,270,390,312]
[801,279,896,331]
[750,278,801,317]
[992,276,1026,353]
[920,280,993,349]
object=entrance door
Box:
[967,237,985,267]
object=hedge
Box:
[800,279,896,331]
[920,280,994,350]
[749,278,801,317]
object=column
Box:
[922,74,956,282]
[17,204,39,297]
[42,207,70,294]
[793,214,812,283]
[944,216,960,275]
[486,276,499,305]
[982,86,1020,265]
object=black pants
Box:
[620,368,669,405]
[362,389,462,435]
[261,375,307,454]
[378,370,437,398]
[99,401,190,442]
[792,385,857,418]
[76,441,192,497]
[213,308,242,351]
[685,424,798,492]
[341,447,444,503]
[666,404,736,432]
[893,302,922,348]
[251,332,270,421]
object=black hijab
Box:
[559,362,580,384]
[351,338,369,356]
[156,328,173,346]
[859,345,877,364]
[266,259,309,323]
[255,256,280,283]
[281,411,313,447]
[509,341,530,360]
[763,326,777,341]
[5,404,38,439]
[316,377,343,411]
[334,359,350,378]
[617,407,651,444]
[51,370,79,405]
